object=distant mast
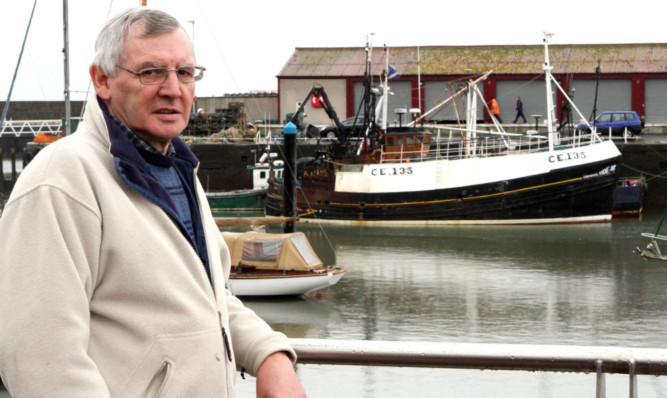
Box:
[63,0,71,135]
[0,0,38,128]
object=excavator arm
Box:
[287,85,348,143]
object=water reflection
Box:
[236,211,667,397]
[241,296,341,338]
[1,207,665,397]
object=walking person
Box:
[0,7,306,398]
[513,96,527,123]
[491,98,502,123]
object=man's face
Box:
[92,25,195,152]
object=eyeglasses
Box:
[118,65,206,85]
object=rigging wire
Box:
[193,0,273,125]
[80,0,116,117]
[264,141,339,257]
[28,51,48,100]
[621,164,667,181]
[1,0,38,128]
[194,0,241,94]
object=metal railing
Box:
[378,127,610,164]
[0,119,63,138]
[290,338,667,398]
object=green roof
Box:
[278,44,667,77]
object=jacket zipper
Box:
[219,311,233,362]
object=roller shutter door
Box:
[568,79,632,122]
[645,79,667,123]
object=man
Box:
[513,96,527,123]
[0,8,305,397]
[490,98,502,123]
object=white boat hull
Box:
[229,271,345,296]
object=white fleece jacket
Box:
[0,96,295,397]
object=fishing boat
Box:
[265,33,622,225]
[223,230,345,296]
[636,207,667,261]
[613,176,647,217]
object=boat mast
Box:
[417,46,421,114]
[381,45,389,131]
[543,32,557,151]
[363,34,373,129]
[465,78,477,156]
[63,0,71,135]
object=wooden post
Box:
[283,122,297,233]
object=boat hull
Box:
[206,189,266,211]
[228,268,346,296]
[613,177,646,217]
[266,145,621,225]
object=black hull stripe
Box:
[327,176,584,208]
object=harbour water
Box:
[0,207,665,396]
[233,209,667,397]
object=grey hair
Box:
[92,7,190,76]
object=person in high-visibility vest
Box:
[491,98,502,123]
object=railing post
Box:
[0,145,4,192]
[10,141,17,184]
[596,360,606,398]
[629,359,637,398]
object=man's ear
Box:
[90,64,111,100]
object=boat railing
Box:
[379,128,608,164]
[184,134,323,146]
[291,338,667,397]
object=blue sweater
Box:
[99,98,211,281]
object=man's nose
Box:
[159,70,182,95]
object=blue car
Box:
[576,111,644,136]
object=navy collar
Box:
[97,96,199,168]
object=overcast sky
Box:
[1,0,664,102]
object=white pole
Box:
[543,32,556,151]
[417,46,421,115]
[188,20,196,114]
[63,0,71,135]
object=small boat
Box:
[613,176,647,217]
[637,207,667,261]
[206,188,267,211]
[223,230,345,296]
[206,157,283,211]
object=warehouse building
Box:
[277,43,667,127]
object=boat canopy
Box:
[222,231,323,271]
